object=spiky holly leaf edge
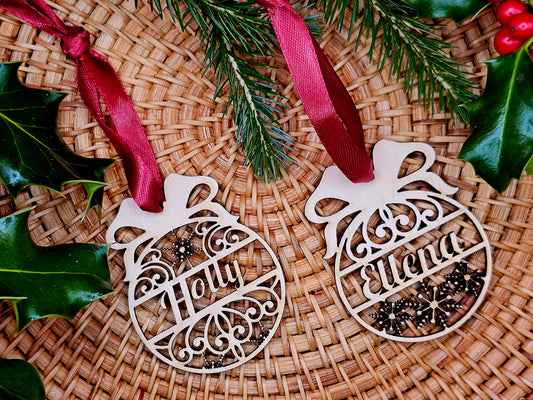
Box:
[460,41,533,192]
[0,62,114,215]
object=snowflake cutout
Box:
[415,281,462,329]
[202,353,224,369]
[161,230,203,268]
[445,261,485,296]
[251,321,270,344]
[370,299,416,336]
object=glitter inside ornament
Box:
[445,261,485,296]
[414,280,462,329]
[161,230,203,268]
[370,299,416,335]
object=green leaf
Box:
[0,358,44,400]
[401,0,486,20]
[525,154,533,174]
[459,46,533,192]
[0,62,114,211]
[0,208,113,331]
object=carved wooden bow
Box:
[305,140,458,259]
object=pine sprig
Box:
[317,0,478,122]
[143,0,292,180]
[219,38,294,180]
[140,0,478,179]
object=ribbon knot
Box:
[61,26,91,59]
[0,0,164,212]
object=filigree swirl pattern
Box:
[346,193,448,262]
[155,281,283,369]
[201,223,250,257]
[134,257,175,301]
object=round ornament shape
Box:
[305,140,492,342]
[107,174,285,373]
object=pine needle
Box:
[145,0,293,181]
[316,0,478,122]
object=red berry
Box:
[496,0,528,25]
[509,13,533,40]
[494,26,524,54]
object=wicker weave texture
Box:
[0,1,531,399]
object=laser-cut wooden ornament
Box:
[107,174,285,373]
[305,140,492,342]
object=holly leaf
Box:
[0,358,44,400]
[459,45,533,192]
[0,62,114,212]
[0,209,113,331]
[402,0,486,20]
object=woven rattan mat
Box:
[0,1,532,399]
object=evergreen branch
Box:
[220,38,294,180]
[139,0,476,180]
[316,0,478,122]
[143,0,292,180]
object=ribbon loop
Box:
[61,26,91,59]
[258,0,375,183]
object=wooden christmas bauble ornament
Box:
[107,174,285,373]
[306,140,492,341]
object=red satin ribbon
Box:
[0,0,164,212]
[257,0,374,182]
